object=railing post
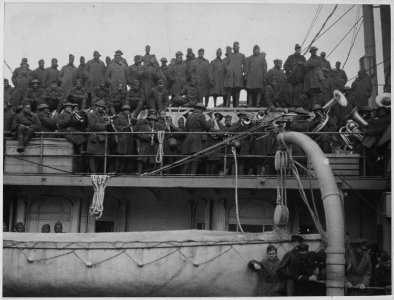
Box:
[104,133,108,175]
[39,132,44,173]
[362,147,366,176]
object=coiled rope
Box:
[89,175,111,219]
[156,130,165,164]
[231,147,244,233]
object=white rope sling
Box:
[89,175,111,219]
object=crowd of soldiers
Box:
[247,235,391,296]
[3,42,390,175]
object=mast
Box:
[380,5,391,92]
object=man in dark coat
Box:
[44,79,66,114]
[67,78,88,110]
[60,54,76,92]
[181,103,212,174]
[209,48,226,107]
[32,59,46,88]
[284,44,306,107]
[149,79,170,112]
[172,75,201,107]
[185,48,196,82]
[245,45,267,107]
[320,51,332,77]
[22,79,46,112]
[114,50,128,67]
[169,51,188,97]
[266,59,287,104]
[351,70,373,107]
[334,86,357,127]
[160,57,171,92]
[42,58,61,88]
[372,253,391,295]
[190,48,211,107]
[141,56,163,100]
[112,104,138,173]
[335,61,348,86]
[221,46,233,107]
[92,78,111,106]
[310,104,339,153]
[12,58,33,93]
[37,103,58,134]
[126,79,145,118]
[86,100,110,173]
[142,45,158,67]
[106,52,128,93]
[86,51,106,106]
[57,102,86,150]
[11,103,41,153]
[128,55,145,85]
[73,56,89,87]
[223,41,246,107]
[109,81,127,115]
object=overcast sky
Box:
[3,1,386,100]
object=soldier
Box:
[223,41,246,107]
[126,79,145,118]
[245,45,267,107]
[109,81,127,115]
[41,224,50,233]
[142,56,163,100]
[172,75,201,107]
[11,103,41,153]
[160,57,171,92]
[222,46,233,107]
[320,51,332,76]
[22,79,46,112]
[106,51,128,93]
[12,58,33,93]
[185,48,196,81]
[168,51,188,98]
[181,103,212,174]
[209,48,226,107]
[149,79,170,112]
[162,115,182,174]
[284,44,306,108]
[86,51,106,107]
[204,112,224,175]
[373,253,391,295]
[142,45,158,67]
[37,103,58,135]
[60,54,77,92]
[87,100,110,173]
[351,70,373,108]
[190,48,211,107]
[112,104,138,174]
[105,56,112,69]
[42,58,61,88]
[266,59,286,104]
[4,102,16,137]
[32,59,46,88]
[224,115,232,128]
[73,56,89,87]
[92,78,111,106]
[44,79,66,114]
[67,78,88,110]
[334,61,348,86]
[128,55,145,85]
[114,50,128,67]
[264,78,283,108]
[54,221,63,233]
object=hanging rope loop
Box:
[90,175,111,219]
[231,146,244,233]
[156,130,165,164]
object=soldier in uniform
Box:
[109,81,127,115]
[92,78,111,106]
[209,48,226,107]
[37,103,58,135]
[86,51,106,108]
[106,52,128,93]
[266,59,287,105]
[149,79,170,112]
[126,79,145,118]
[22,79,46,112]
[87,100,110,173]
[11,103,41,153]
[172,75,201,107]
[128,55,145,85]
[190,48,211,107]
[168,51,188,98]
[73,56,89,87]
[67,78,88,110]
[159,57,171,93]
[320,51,332,77]
[114,50,128,67]
[142,45,158,67]
[351,70,373,108]
[32,59,46,88]
[284,44,306,108]
[42,58,61,88]
[12,58,33,93]
[142,56,164,100]
[181,103,213,174]
[310,104,339,153]
[41,224,50,233]
[60,54,77,92]
[112,104,138,174]
[245,45,267,107]
[44,79,66,114]
[54,222,63,233]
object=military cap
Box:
[63,102,73,108]
[198,48,204,52]
[226,46,232,51]
[253,45,260,50]
[37,103,49,110]
[187,48,193,53]
[294,107,309,115]
[105,55,111,60]
[214,112,224,120]
[312,104,322,111]
[320,51,326,56]
[93,50,101,57]
[147,114,158,120]
[295,44,301,49]
[351,238,367,245]
[176,51,183,56]
[160,57,168,62]
[30,79,40,84]
[224,115,232,120]
[72,103,79,107]
[115,50,123,55]
[291,235,304,243]
[233,41,240,46]
[297,243,309,251]
[21,58,28,63]
[69,54,74,58]
[121,104,131,110]
[274,59,282,64]
[51,58,58,62]
[360,106,372,112]
[309,46,318,52]
[95,100,107,108]
[194,103,206,110]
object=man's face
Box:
[275,61,282,69]
[23,105,31,114]
[94,53,100,60]
[80,57,85,65]
[117,84,123,91]
[161,61,167,66]
[216,49,222,58]
[198,51,204,59]
[39,60,45,68]
[69,56,74,64]
[178,118,184,128]
[295,49,301,55]
[253,47,260,56]
[54,224,62,233]
[271,80,277,87]
[16,225,25,232]
[99,80,106,88]
[114,54,121,63]
[133,80,140,89]
[75,79,82,88]
[176,55,182,63]
[233,45,240,52]
[225,118,232,126]
[359,71,366,78]
[158,80,164,89]
[299,250,308,258]
[65,106,73,113]
[51,59,58,68]
[159,110,166,118]
[149,57,156,65]
[32,82,39,89]
[97,106,105,113]
[42,225,50,233]
[321,53,326,59]
[146,45,150,53]
[190,77,197,86]
[106,57,111,65]
[267,250,277,261]
[336,62,341,69]
[311,50,317,56]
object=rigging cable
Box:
[342,19,364,69]
[231,147,244,233]
[300,4,323,48]
[346,57,391,83]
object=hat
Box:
[31,79,40,84]
[69,54,74,58]
[253,45,260,50]
[294,107,309,115]
[115,50,123,55]
[187,48,193,53]
[291,235,304,243]
[198,48,204,53]
[360,106,372,112]
[194,103,206,110]
[160,57,168,62]
[214,112,224,120]
[121,104,131,110]
[312,104,322,111]
[95,100,107,108]
[72,103,79,107]
[37,103,49,110]
[93,50,101,57]
[233,41,239,46]
[274,59,282,64]
[224,115,232,120]
[63,102,73,108]
[297,243,309,251]
[147,114,158,120]
[226,46,232,51]
[295,44,301,49]
[176,51,183,56]
[351,238,367,245]
[320,51,326,56]
[309,46,318,52]
[21,58,28,63]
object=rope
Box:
[346,57,391,82]
[156,130,165,164]
[300,4,323,48]
[89,175,111,219]
[303,4,339,54]
[231,147,244,233]
[342,19,364,68]
[3,59,14,73]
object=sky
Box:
[2,1,387,103]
